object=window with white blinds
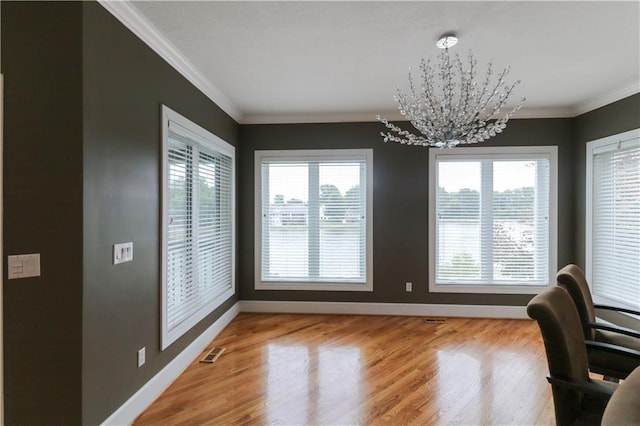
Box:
[161,106,235,349]
[429,146,557,294]
[255,149,373,291]
[586,129,640,311]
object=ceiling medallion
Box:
[377,33,525,148]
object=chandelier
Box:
[377,34,525,148]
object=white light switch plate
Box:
[113,242,133,265]
[8,253,41,279]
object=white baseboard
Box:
[239,300,528,319]
[101,302,240,426]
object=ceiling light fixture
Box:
[377,33,525,148]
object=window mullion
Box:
[534,159,549,282]
[192,145,201,294]
[359,161,366,279]
[308,162,320,279]
[262,164,270,280]
[480,160,493,282]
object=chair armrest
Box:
[586,321,640,339]
[546,373,616,400]
[586,340,640,359]
[594,304,640,316]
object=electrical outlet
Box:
[137,347,146,368]
[406,282,412,292]
[113,242,133,265]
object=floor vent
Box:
[423,317,448,324]
[200,347,225,364]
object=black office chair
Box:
[557,264,640,380]
[527,287,617,426]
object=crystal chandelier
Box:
[377,34,525,148]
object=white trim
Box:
[239,300,528,319]
[98,1,241,122]
[241,106,575,125]
[428,145,558,294]
[585,128,640,310]
[101,302,240,426]
[161,105,236,350]
[255,149,373,292]
[573,81,640,117]
[0,73,5,424]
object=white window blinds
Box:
[430,147,557,291]
[590,135,640,310]
[256,150,373,291]
[162,106,235,349]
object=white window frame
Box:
[428,145,558,294]
[255,149,373,292]
[161,105,236,350]
[585,128,640,310]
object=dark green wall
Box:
[239,118,574,306]
[2,2,84,424]
[572,93,640,268]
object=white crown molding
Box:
[242,106,575,125]
[98,0,242,123]
[239,300,528,319]
[101,302,240,426]
[572,81,640,117]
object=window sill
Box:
[429,282,550,295]
[256,281,373,292]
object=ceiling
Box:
[109,1,639,124]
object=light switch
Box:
[8,254,41,279]
[113,242,133,265]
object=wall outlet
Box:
[405,282,412,292]
[137,347,146,368]
[114,242,133,265]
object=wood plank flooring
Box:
[135,314,555,425]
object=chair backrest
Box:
[527,286,591,425]
[556,264,596,340]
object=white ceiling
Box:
[110,1,639,124]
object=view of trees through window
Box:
[435,157,550,284]
[261,160,367,282]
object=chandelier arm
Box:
[377,117,431,146]
[420,60,442,126]
[453,52,473,131]
[483,80,521,121]
[466,64,507,127]
[442,49,455,123]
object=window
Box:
[586,129,640,311]
[161,106,235,349]
[429,146,557,294]
[255,149,373,291]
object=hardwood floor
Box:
[135,314,555,425]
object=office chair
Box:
[527,286,617,426]
[601,366,640,426]
[556,264,640,379]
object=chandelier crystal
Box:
[377,35,525,148]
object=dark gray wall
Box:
[572,93,640,268]
[3,2,240,424]
[572,94,640,330]
[2,2,84,424]
[81,3,239,424]
[239,118,573,306]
